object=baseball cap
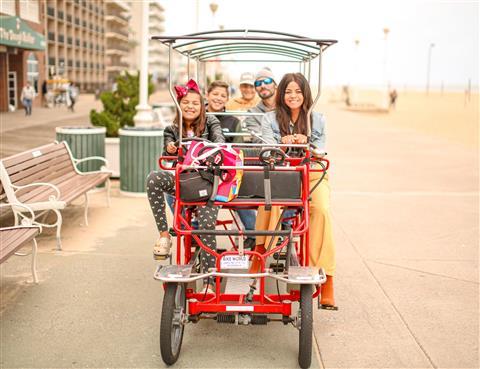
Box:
[239,72,255,86]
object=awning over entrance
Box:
[0,16,45,50]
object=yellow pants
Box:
[255,173,336,276]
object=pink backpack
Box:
[183,140,243,202]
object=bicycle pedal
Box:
[273,252,287,261]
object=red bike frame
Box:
[157,149,329,314]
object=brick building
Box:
[0,0,46,112]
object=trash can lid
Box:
[56,126,107,134]
[119,126,164,137]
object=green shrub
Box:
[90,71,154,137]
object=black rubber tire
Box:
[298,284,313,369]
[160,283,186,365]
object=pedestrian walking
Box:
[20,81,36,116]
[389,89,398,109]
[41,80,48,107]
[67,82,79,112]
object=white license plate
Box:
[220,255,249,269]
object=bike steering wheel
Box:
[259,148,286,166]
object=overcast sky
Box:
[159,0,479,90]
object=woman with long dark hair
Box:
[254,73,336,308]
[146,79,225,293]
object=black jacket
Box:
[163,115,225,155]
[217,114,243,143]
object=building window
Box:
[0,0,15,15]
[27,53,39,92]
[19,0,39,23]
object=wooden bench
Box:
[0,203,41,283]
[0,141,112,250]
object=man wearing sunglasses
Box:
[244,68,277,143]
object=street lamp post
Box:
[426,42,435,95]
[209,2,218,29]
[134,0,154,126]
[382,27,390,88]
[208,2,219,83]
[353,38,360,86]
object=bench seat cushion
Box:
[0,226,39,263]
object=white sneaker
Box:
[153,237,172,256]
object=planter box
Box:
[56,126,106,172]
[119,127,164,196]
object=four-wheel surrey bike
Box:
[151,30,337,369]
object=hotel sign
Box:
[0,16,45,50]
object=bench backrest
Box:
[0,142,76,202]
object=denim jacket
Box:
[260,111,326,150]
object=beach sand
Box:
[323,89,478,148]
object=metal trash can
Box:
[119,127,164,196]
[56,126,106,173]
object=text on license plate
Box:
[220,255,249,269]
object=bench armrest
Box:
[73,156,109,167]
[0,203,37,226]
[73,156,112,174]
[72,156,108,165]
[11,182,61,201]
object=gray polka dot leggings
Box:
[146,171,219,275]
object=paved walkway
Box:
[0,101,478,368]
[0,90,172,158]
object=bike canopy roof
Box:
[151,29,337,62]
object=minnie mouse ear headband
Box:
[174,79,200,100]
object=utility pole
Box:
[426,42,435,95]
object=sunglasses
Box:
[254,78,274,87]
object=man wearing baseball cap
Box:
[225,72,259,111]
[244,67,277,143]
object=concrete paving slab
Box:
[331,194,478,275]
[0,187,321,369]
[313,228,434,369]
[366,261,479,368]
